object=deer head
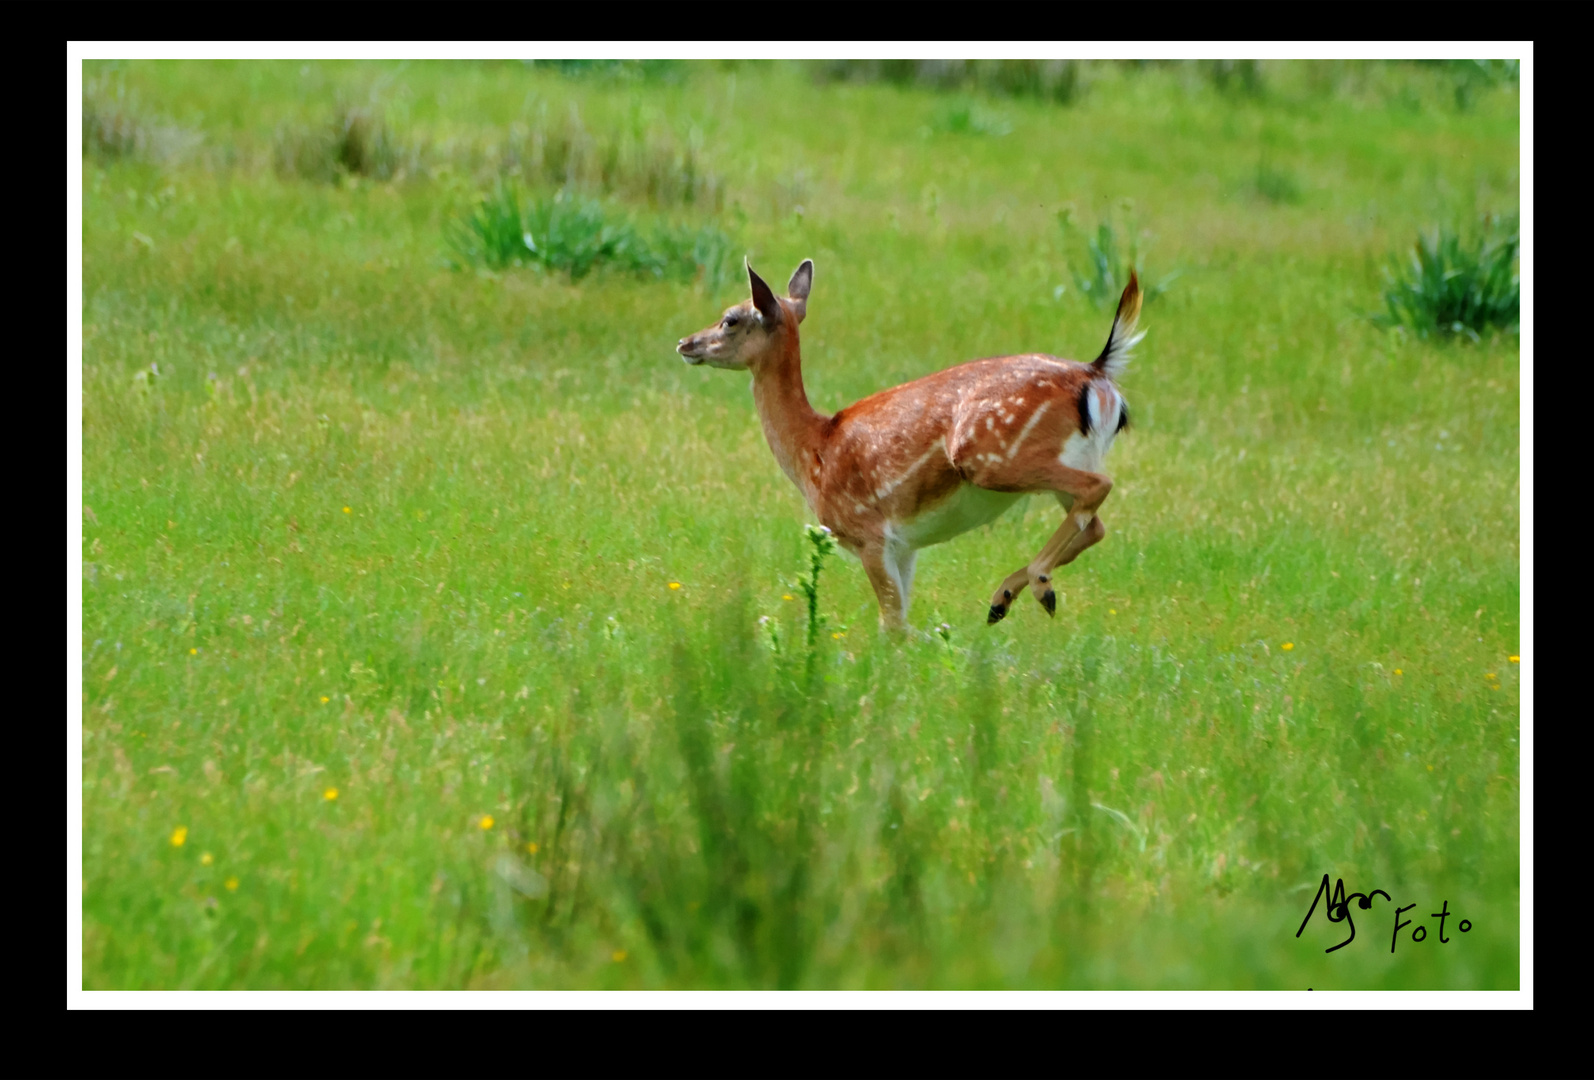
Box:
[677,258,812,371]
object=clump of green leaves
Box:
[1057,207,1178,308]
[1377,213,1519,339]
[445,182,735,286]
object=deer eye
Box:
[723,316,738,328]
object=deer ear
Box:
[787,259,813,323]
[747,260,782,325]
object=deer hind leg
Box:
[987,516,1106,623]
[967,461,1113,622]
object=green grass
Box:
[78,59,1521,990]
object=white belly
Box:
[893,484,1024,548]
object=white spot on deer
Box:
[874,440,945,501]
[1006,400,1051,461]
[985,417,995,431]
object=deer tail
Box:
[1092,270,1145,380]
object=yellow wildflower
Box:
[200,852,213,866]
[1394,669,1403,676]
[170,826,187,847]
[1485,673,1498,681]
[480,815,495,830]
[1509,655,1520,663]
[783,594,794,601]
[189,648,198,655]
[324,787,338,801]
[320,696,330,704]
[1109,609,1117,615]
[343,506,352,514]
[612,950,627,963]
[832,631,844,640]
[225,877,239,891]
[1282,642,1294,651]
[527,842,539,854]
[668,582,681,590]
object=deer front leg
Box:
[860,542,912,632]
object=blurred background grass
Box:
[79,58,1520,989]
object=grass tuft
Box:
[273,103,419,183]
[922,98,1013,138]
[1058,208,1178,308]
[1377,213,1519,339]
[82,74,200,164]
[445,182,735,285]
[1255,158,1304,204]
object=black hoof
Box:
[987,604,1007,625]
[1040,589,1056,617]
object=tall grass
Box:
[1378,214,1519,339]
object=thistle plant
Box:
[797,525,836,648]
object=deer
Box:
[676,258,1143,632]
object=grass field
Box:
[76,59,1522,989]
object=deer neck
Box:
[750,329,827,503]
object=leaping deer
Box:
[677,259,1143,631]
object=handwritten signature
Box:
[1296,874,1474,954]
